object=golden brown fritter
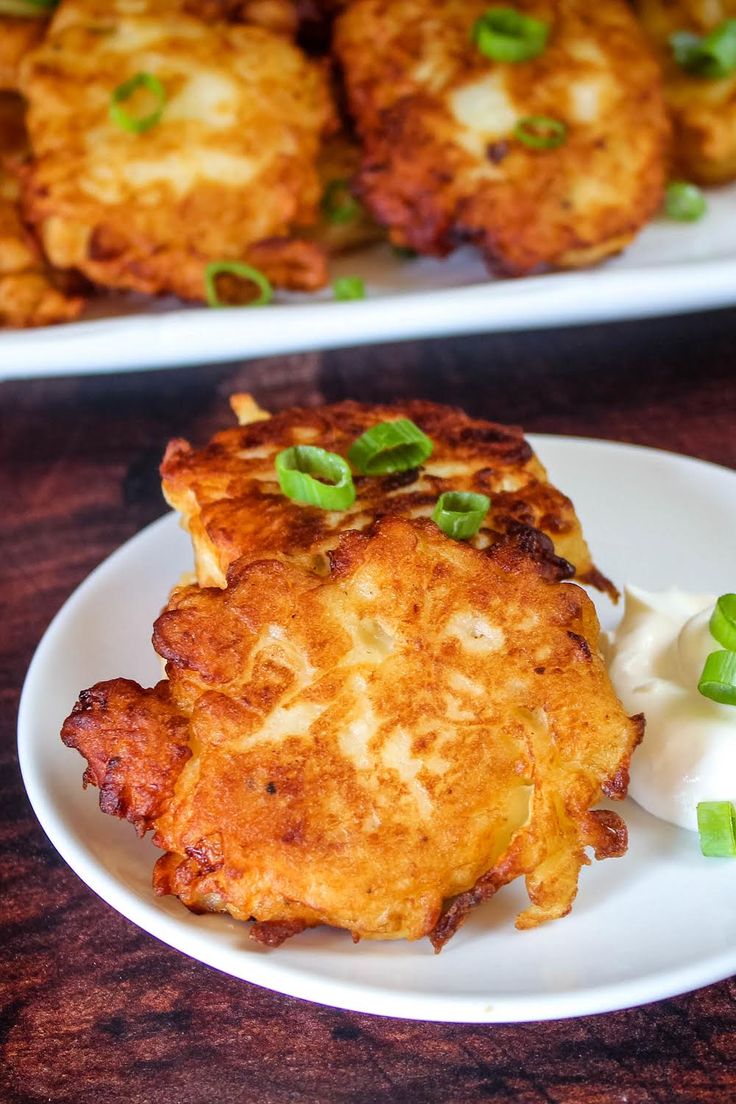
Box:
[635,0,736,183]
[0,17,47,92]
[333,0,670,274]
[0,92,82,329]
[19,0,337,300]
[62,517,642,947]
[161,395,615,595]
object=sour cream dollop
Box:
[607,586,736,832]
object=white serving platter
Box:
[2,183,736,381]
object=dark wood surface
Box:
[2,308,736,1104]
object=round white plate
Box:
[2,184,736,380]
[17,437,736,1022]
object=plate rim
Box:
[3,253,736,381]
[17,434,736,1022]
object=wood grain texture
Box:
[2,308,736,1104]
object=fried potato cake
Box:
[0,93,82,328]
[0,17,47,92]
[635,0,736,183]
[19,0,336,300]
[161,396,616,597]
[333,0,670,275]
[62,517,642,946]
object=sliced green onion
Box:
[391,245,419,260]
[670,20,736,79]
[664,180,707,221]
[275,446,355,510]
[697,801,736,857]
[710,594,736,650]
[0,0,57,15]
[514,115,567,150]
[698,650,736,706]
[204,261,273,308]
[109,72,166,135]
[471,7,549,63]
[321,179,362,225]
[348,419,433,475]
[332,276,365,301]
[432,491,490,541]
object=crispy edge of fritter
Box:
[61,679,192,836]
[0,92,83,328]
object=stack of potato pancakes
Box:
[62,398,643,950]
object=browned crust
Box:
[61,679,192,836]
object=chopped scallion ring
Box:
[332,276,365,301]
[0,0,56,15]
[275,446,356,510]
[432,491,490,541]
[109,72,166,135]
[696,801,736,857]
[391,245,419,260]
[471,7,549,63]
[348,419,433,475]
[204,261,273,308]
[514,115,567,150]
[321,179,362,225]
[670,20,736,79]
[664,181,707,222]
[698,650,736,706]
[710,594,736,650]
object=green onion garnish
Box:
[332,276,365,301]
[514,115,567,150]
[321,179,362,225]
[670,20,736,79]
[471,7,549,63]
[391,245,419,260]
[109,72,166,135]
[697,801,736,857]
[664,181,707,222]
[432,491,490,541]
[348,419,433,475]
[275,446,356,510]
[710,594,736,650]
[0,0,57,15]
[204,261,273,308]
[698,650,736,706]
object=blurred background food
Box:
[0,0,734,327]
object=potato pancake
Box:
[161,395,616,596]
[635,0,736,183]
[333,0,670,274]
[62,517,642,947]
[19,0,336,299]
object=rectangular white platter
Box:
[1,182,735,382]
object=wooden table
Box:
[2,308,736,1103]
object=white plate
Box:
[3,187,736,381]
[17,437,736,1022]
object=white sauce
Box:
[607,586,736,831]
